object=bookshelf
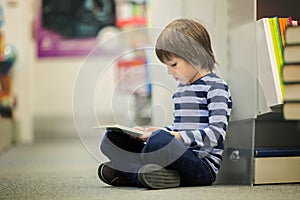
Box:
[215,0,300,185]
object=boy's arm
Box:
[177,82,232,148]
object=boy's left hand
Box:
[169,131,183,142]
[139,126,160,142]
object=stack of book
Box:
[282,25,300,120]
[254,18,300,184]
[256,17,293,108]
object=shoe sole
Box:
[138,164,180,189]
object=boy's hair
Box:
[155,18,215,71]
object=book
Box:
[281,22,300,120]
[283,101,300,120]
[285,26,300,45]
[278,17,289,46]
[283,83,300,101]
[283,45,300,63]
[282,63,300,83]
[256,18,283,106]
[254,147,300,157]
[269,17,284,68]
[269,17,285,97]
[94,124,145,138]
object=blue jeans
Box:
[100,129,215,186]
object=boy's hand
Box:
[132,126,145,132]
[139,126,161,142]
[137,127,183,142]
[146,127,183,142]
[139,132,152,142]
[145,126,160,132]
[169,131,183,142]
[129,126,145,141]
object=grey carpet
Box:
[0,137,299,200]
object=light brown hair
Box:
[155,18,215,71]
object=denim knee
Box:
[100,132,110,156]
[143,130,174,152]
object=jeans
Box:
[100,129,215,186]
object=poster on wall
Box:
[35,0,116,58]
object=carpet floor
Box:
[0,137,299,200]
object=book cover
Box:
[273,17,284,51]
[256,18,283,106]
[269,17,285,96]
[278,17,289,46]
[94,124,145,138]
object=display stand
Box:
[215,0,300,185]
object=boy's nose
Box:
[167,67,173,75]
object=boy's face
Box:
[163,56,201,84]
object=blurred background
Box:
[0,0,227,147]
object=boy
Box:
[98,18,232,189]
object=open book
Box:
[94,124,145,138]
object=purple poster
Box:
[35,0,116,58]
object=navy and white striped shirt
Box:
[167,72,232,175]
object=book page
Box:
[94,124,145,138]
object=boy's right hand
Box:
[133,126,163,142]
[144,126,161,132]
[139,132,152,142]
[132,126,145,132]
[139,126,162,142]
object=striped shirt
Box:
[167,72,232,175]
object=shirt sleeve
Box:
[178,82,232,149]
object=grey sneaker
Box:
[138,164,180,189]
[98,162,132,186]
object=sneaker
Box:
[138,164,180,189]
[98,162,132,186]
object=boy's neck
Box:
[190,69,211,84]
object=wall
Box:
[1,0,117,141]
[149,0,184,127]
[1,0,228,142]
[185,0,228,80]
[33,0,189,139]
[150,0,228,127]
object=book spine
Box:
[282,63,300,83]
[255,148,300,157]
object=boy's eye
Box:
[171,63,177,67]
